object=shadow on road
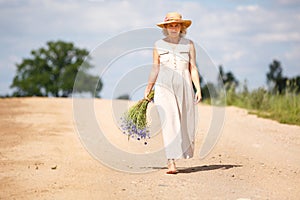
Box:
[177,164,242,173]
[150,164,242,174]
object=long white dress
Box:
[154,38,197,159]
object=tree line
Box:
[200,60,300,100]
[267,60,300,94]
[9,40,102,97]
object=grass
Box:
[224,85,300,126]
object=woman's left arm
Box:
[189,41,202,103]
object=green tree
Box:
[266,59,286,94]
[10,40,102,97]
[201,82,218,100]
[218,65,239,90]
[288,76,300,93]
[116,94,130,100]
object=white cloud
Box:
[236,5,260,12]
[222,51,245,63]
[253,32,300,43]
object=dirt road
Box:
[0,98,299,199]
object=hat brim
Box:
[156,20,192,28]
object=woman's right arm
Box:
[144,47,160,99]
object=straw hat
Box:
[156,12,192,28]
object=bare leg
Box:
[166,159,177,174]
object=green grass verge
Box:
[205,86,300,126]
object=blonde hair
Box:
[162,24,187,37]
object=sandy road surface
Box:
[0,98,300,200]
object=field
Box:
[225,87,300,126]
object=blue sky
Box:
[0,0,299,98]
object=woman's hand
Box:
[144,90,151,101]
[194,90,202,104]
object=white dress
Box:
[154,38,197,159]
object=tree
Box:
[218,65,239,90]
[116,94,130,100]
[288,76,300,93]
[10,40,102,97]
[201,82,218,100]
[266,59,285,94]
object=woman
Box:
[144,12,202,174]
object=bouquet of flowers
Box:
[120,90,155,145]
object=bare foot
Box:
[166,159,177,174]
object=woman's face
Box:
[165,23,181,38]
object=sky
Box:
[0,0,300,99]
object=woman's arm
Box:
[189,41,202,103]
[144,47,160,100]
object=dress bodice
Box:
[155,38,191,70]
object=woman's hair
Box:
[162,24,187,37]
